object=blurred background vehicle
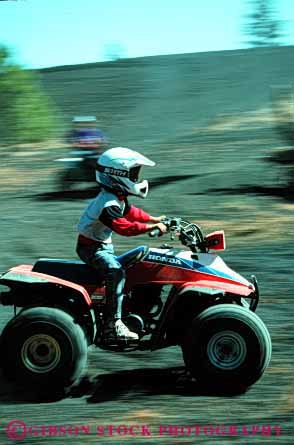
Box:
[56,116,107,190]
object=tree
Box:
[243,0,284,47]
[270,85,294,192]
[0,45,57,145]
[103,43,126,61]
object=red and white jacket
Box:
[77,188,151,244]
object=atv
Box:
[0,218,271,394]
[55,149,100,191]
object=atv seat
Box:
[32,258,102,285]
[32,246,149,286]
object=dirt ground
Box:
[0,124,293,445]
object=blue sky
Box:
[0,0,293,69]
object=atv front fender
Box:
[150,278,258,351]
[178,278,259,311]
[178,279,255,297]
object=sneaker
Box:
[114,319,139,340]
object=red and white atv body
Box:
[0,219,271,395]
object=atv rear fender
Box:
[0,265,92,305]
[0,265,96,343]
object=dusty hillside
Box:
[0,46,293,445]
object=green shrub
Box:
[0,46,58,144]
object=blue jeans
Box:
[76,242,125,319]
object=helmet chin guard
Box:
[96,147,155,198]
[129,179,149,199]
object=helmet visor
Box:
[129,166,141,183]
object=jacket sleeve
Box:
[99,205,149,236]
[123,202,152,223]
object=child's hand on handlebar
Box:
[146,222,168,236]
[154,222,168,234]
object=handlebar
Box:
[149,227,162,238]
[148,217,207,253]
[148,217,175,238]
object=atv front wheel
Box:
[182,304,271,394]
[0,307,88,393]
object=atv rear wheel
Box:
[182,304,271,394]
[0,307,88,393]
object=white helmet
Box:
[96,147,155,198]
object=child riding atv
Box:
[76,147,167,340]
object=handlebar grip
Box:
[149,227,162,238]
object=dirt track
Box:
[0,144,293,445]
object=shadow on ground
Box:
[204,184,294,202]
[32,175,198,201]
[32,170,293,202]
[0,370,66,404]
[266,148,294,165]
[0,366,245,404]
